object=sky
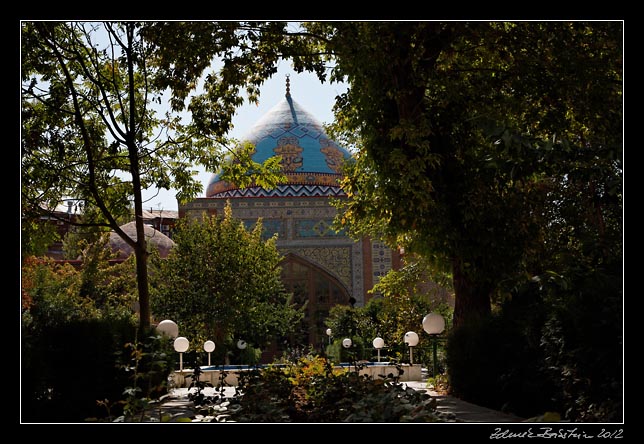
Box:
[141,62,348,212]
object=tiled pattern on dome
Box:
[209,184,346,199]
[206,95,352,198]
[274,137,303,172]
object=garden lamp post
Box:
[342,338,354,371]
[422,313,446,377]
[173,336,189,371]
[373,337,384,362]
[326,328,332,345]
[237,339,247,366]
[404,331,419,365]
[156,319,178,339]
[204,340,215,366]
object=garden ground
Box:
[149,380,525,423]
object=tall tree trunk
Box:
[129,141,151,333]
[134,244,151,332]
[126,23,150,333]
[451,256,492,329]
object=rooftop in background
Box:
[109,221,175,259]
[39,202,179,222]
[141,209,179,220]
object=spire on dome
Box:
[285,74,291,97]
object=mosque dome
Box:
[206,78,352,198]
[109,222,175,259]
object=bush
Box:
[446,300,556,418]
[539,270,623,422]
[446,271,623,422]
[194,356,452,423]
[21,318,136,422]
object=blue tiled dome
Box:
[206,88,352,198]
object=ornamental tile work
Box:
[205,95,351,198]
[371,240,393,286]
[274,136,304,172]
[242,219,286,240]
[294,219,345,238]
[281,246,353,294]
[320,139,346,174]
[210,184,346,199]
[351,241,365,305]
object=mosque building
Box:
[178,77,401,353]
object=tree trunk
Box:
[125,23,150,333]
[134,244,151,333]
[451,256,492,329]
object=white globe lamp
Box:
[173,336,189,371]
[404,331,419,364]
[204,340,215,366]
[373,337,385,362]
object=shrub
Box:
[196,356,451,423]
[446,303,555,418]
[446,271,623,422]
[21,318,136,422]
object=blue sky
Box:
[141,62,348,212]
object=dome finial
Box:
[285,74,291,97]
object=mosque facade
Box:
[178,80,401,352]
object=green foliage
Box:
[21,240,144,422]
[22,21,290,330]
[218,141,287,193]
[285,21,622,422]
[21,256,88,332]
[21,218,60,258]
[112,332,175,422]
[62,208,131,260]
[151,201,303,362]
[200,356,451,422]
[372,254,454,300]
[21,317,137,422]
[536,264,622,422]
[446,262,622,421]
[324,294,452,370]
[297,22,622,328]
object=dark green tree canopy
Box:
[295,21,622,326]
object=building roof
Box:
[141,209,179,220]
[206,81,352,199]
[109,221,175,259]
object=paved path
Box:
[146,382,524,423]
[403,381,524,423]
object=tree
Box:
[151,202,302,359]
[21,21,286,331]
[296,21,622,327]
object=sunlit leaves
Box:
[218,141,287,193]
[151,203,302,353]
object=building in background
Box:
[140,209,179,239]
[37,201,81,259]
[179,79,401,353]
[34,204,179,261]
